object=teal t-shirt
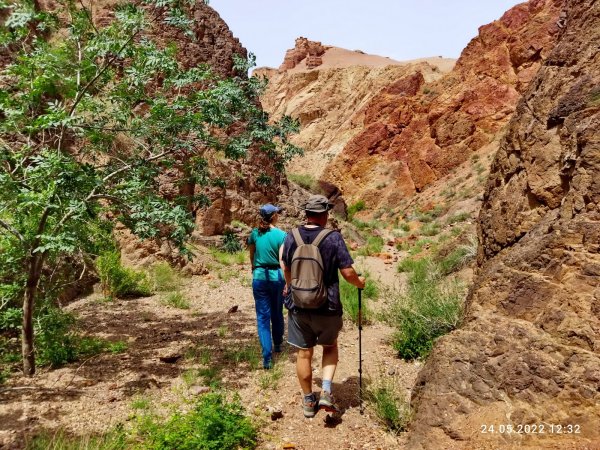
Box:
[247,227,286,281]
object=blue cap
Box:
[259,204,281,219]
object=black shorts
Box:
[287,310,343,349]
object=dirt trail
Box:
[0,252,416,450]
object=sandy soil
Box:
[0,250,419,450]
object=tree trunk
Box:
[22,254,43,376]
[22,208,50,376]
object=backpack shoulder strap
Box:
[291,228,305,247]
[312,228,333,247]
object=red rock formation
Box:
[408,0,600,448]
[279,37,328,71]
[324,0,564,207]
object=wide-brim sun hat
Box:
[304,194,334,213]
[260,203,281,219]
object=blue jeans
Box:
[252,276,285,366]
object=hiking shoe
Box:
[302,394,318,418]
[263,359,273,370]
[318,391,339,413]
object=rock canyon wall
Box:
[260,0,564,210]
[408,0,600,448]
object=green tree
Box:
[0,0,301,375]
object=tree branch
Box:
[0,219,24,242]
[68,29,141,118]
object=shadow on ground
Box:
[0,297,260,444]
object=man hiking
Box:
[281,194,365,418]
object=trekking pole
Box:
[358,286,364,415]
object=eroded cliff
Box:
[256,43,454,187]
[260,0,565,211]
[408,0,600,448]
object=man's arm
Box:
[340,267,366,289]
[280,243,292,295]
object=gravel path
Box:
[0,253,417,450]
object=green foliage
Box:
[357,235,384,256]
[25,427,128,450]
[399,222,411,232]
[389,258,463,359]
[131,396,152,411]
[367,381,412,433]
[288,173,317,192]
[413,205,445,223]
[437,236,477,275]
[0,367,9,385]
[150,262,180,292]
[34,307,122,367]
[0,307,22,330]
[28,392,256,449]
[138,392,257,450]
[185,344,211,365]
[445,212,470,225]
[220,230,243,254]
[347,200,366,220]
[161,291,190,309]
[210,248,246,266]
[96,252,151,299]
[258,360,284,390]
[407,238,433,256]
[224,345,260,370]
[0,0,301,372]
[339,275,377,324]
[107,341,128,354]
[420,222,441,236]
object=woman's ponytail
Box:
[257,215,273,234]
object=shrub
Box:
[367,380,412,433]
[221,230,243,254]
[414,205,445,223]
[445,212,470,225]
[399,222,411,232]
[25,428,128,450]
[438,235,478,275]
[357,235,384,256]
[162,292,190,309]
[420,222,441,236]
[210,248,246,266]
[96,252,151,299]
[347,200,366,220]
[139,393,257,450]
[339,276,378,324]
[389,258,463,359]
[35,307,121,368]
[407,238,433,256]
[0,307,22,331]
[150,262,180,292]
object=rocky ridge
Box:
[323,0,565,210]
[256,48,452,184]
[408,0,600,448]
[259,0,565,211]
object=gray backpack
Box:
[290,228,333,309]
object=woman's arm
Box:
[248,244,256,270]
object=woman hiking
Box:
[247,204,287,369]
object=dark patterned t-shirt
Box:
[282,225,354,316]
